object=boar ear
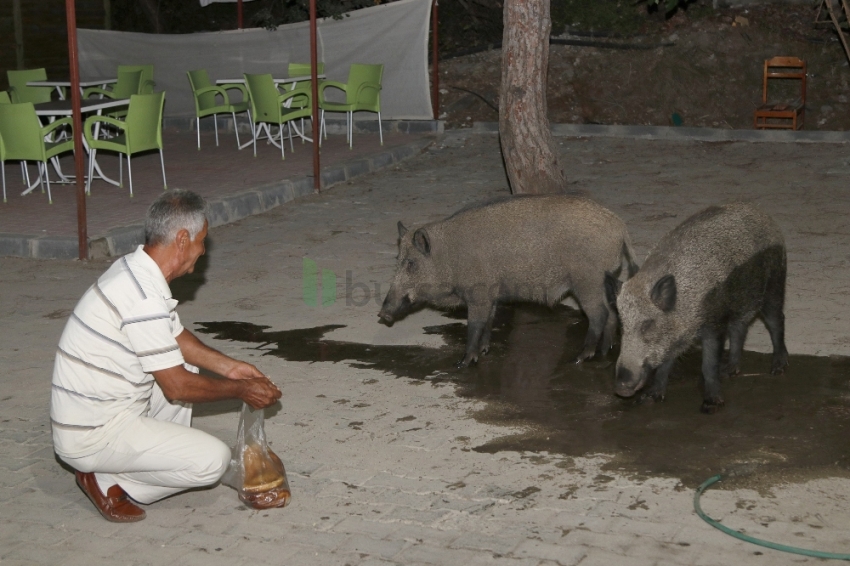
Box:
[604,272,622,313]
[650,274,677,312]
[397,221,408,239]
[412,229,431,256]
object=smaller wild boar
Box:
[378,195,638,367]
[605,202,788,413]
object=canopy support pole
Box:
[431,0,439,119]
[310,0,321,193]
[65,0,88,260]
[237,0,243,29]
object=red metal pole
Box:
[237,0,243,29]
[310,0,321,193]
[431,0,439,120]
[66,0,88,260]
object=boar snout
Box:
[614,365,647,398]
[379,293,412,325]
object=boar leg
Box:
[600,301,618,354]
[638,357,675,403]
[575,300,609,363]
[722,320,748,377]
[458,302,495,367]
[700,332,725,414]
[761,290,789,375]
[477,303,499,357]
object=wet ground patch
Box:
[197,305,850,488]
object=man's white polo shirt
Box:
[50,245,186,459]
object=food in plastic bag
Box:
[222,403,291,509]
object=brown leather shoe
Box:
[75,471,146,523]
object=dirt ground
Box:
[5,132,850,564]
[439,3,850,130]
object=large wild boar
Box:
[604,202,788,413]
[378,194,638,367]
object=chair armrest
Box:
[42,117,74,136]
[8,86,19,103]
[278,89,312,106]
[84,114,126,141]
[83,86,116,99]
[219,82,249,101]
[354,81,382,101]
[195,85,231,105]
[141,79,156,94]
[319,80,349,101]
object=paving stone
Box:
[399,542,481,565]
[336,534,408,559]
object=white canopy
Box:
[78,0,433,120]
[199,0,258,7]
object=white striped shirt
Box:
[50,245,186,458]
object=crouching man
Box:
[50,189,281,522]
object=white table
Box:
[32,98,130,194]
[34,98,129,117]
[27,78,117,100]
[215,74,325,88]
[216,76,326,147]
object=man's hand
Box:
[153,366,281,409]
[239,377,282,409]
[224,361,266,381]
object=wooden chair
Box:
[754,57,806,130]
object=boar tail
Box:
[621,236,640,278]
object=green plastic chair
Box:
[319,63,383,149]
[285,63,325,144]
[83,91,166,197]
[0,102,74,204]
[119,65,156,94]
[83,68,142,100]
[287,62,325,79]
[244,73,313,159]
[0,90,28,193]
[287,62,325,94]
[187,69,251,150]
[7,69,53,104]
[83,69,143,123]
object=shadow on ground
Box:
[196,304,850,489]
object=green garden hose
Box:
[694,474,850,560]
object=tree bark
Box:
[499,0,566,194]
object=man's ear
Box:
[175,228,190,251]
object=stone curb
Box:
[472,121,850,143]
[166,117,444,137]
[2,135,436,261]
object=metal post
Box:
[65,0,88,260]
[13,0,24,69]
[431,0,439,119]
[310,0,321,192]
[238,0,244,29]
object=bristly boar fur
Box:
[379,194,639,367]
[605,202,788,414]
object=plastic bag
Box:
[222,403,291,509]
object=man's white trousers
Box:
[61,384,231,504]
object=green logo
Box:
[303,257,337,307]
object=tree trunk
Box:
[499,0,566,194]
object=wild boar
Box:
[378,194,638,367]
[604,202,788,413]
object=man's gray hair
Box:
[145,189,209,246]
